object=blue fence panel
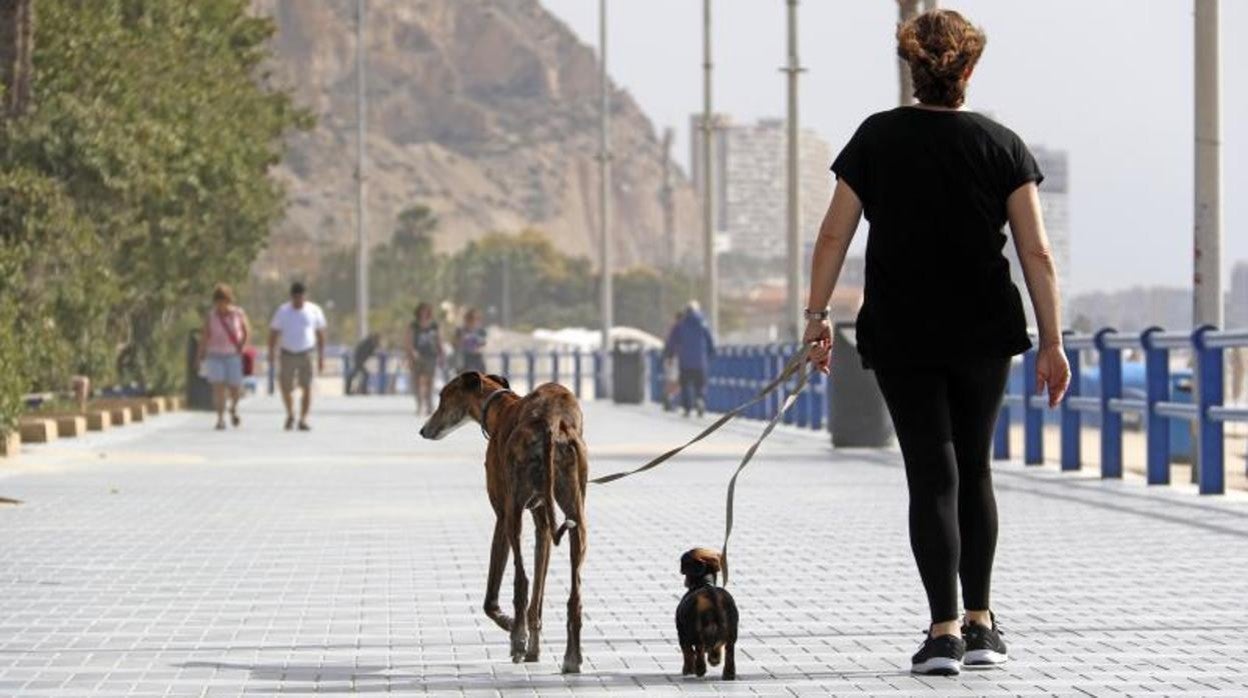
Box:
[993,326,1246,496]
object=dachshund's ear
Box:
[697,549,723,574]
[487,374,511,390]
[460,371,482,392]
[680,548,722,576]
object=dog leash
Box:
[590,344,815,586]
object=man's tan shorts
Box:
[279,350,314,392]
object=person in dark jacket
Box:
[346,332,381,395]
[665,301,715,417]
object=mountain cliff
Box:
[251,0,701,274]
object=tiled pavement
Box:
[1,395,1246,696]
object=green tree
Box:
[0,0,307,430]
[444,230,597,330]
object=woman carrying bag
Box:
[197,283,254,430]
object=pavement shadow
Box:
[175,660,912,692]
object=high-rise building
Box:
[689,115,832,262]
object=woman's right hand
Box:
[1036,343,1071,408]
[803,319,832,374]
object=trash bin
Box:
[612,339,646,404]
[829,322,895,448]
[186,330,213,411]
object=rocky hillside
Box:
[251,0,701,274]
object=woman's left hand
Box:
[803,319,832,374]
[1036,343,1071,408]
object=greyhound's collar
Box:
[479,388,515,440]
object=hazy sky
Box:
[540,0,1246,296]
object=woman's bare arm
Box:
[802,179,864,371]
[1007,182,1070,406]
[1007,183,1061,347]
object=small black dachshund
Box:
[675,548,738,680]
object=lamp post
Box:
[1192,0,1222,486]
[702,0,718,335]
[598,0,614,393]
[783,0,804,341]
[1194,0,1222,329]
[896,0,919,106]
[355,0,369,341]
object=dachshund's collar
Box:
[683,573,717,595]
[480,388,514,440]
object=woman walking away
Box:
[802,9,1070,676]
[454,307,487,374]
[406,302,444,415]
[197,284,252,430]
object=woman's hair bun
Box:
[896,9,986,107]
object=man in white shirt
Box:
[268,282,327,431]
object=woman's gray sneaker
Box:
[963,616,1008,667]
[911,633,965,676]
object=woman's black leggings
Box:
[874,358,1011,625]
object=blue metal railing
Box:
[340,349,604,399]
[998,326,1248,495]
[330,328,1245,493]
[646,343,828,433]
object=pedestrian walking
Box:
[196,283,252,430]
[345,332,381,395]
[268,282,327,431]
[406,302,444,415]
[802,9,1070,676]
[661,311,684,412]
[454,307,487,374]
[666,301,715,417]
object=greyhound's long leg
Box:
[484,516,513,632]
[525,511,552,662]
[507,499,529,663]
[561,520,586,674]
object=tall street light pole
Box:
[598,0,614,390]
[896,0,919,106]
[1192,0,1222,486]
[783,0,804,341]
[702,0,718,335]
[355,0,369,341]
[1194,0,1222,329]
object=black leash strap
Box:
[589,345,814,586]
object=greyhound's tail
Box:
[545,427,565,546]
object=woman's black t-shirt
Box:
[831,106,1043,369]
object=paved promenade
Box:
[2,395,1247,696]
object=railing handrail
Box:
[1000,324,1246,495]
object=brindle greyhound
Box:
[419,371,588,673]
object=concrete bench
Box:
[85,410,112,431]
[94,400,146,423]
[144,397,166,415]
[18,418,58,443]
[107,406,132,426]
[52,415,88,438]
[0,431,18,458]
